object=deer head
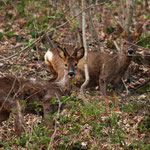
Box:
[116,24,143,56]
[57,46,85,78]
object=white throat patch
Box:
[56,70,71,90]
[56,70,67,85]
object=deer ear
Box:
[57,46,69,60]
[117,24,127,38]
[134,24,143,40]
[45,34,54,48]
[113,24,126,39]
[116,24,124,34]
[73,47,85,60]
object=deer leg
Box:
[99,79,109,114]
[102,95,109,114]
[46,58,58,81]
[48,65,58,81]
[43,107,54,128]
[0,110,10,124]
[43,99,62,137]
[0,95,24,135]
[110,91,119,111]
[43,103,56,136]
[12,99,25,135]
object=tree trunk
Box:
[125,0,136,35]
[80,0,89,106]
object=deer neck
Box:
[118,53,132,69]
[56,70,72,92]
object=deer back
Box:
[0,77,45,113]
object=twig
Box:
[87,1,102,52]
[0,37,42,61]
[45,33,54,49]
[120,0,125,26]
[2,0,7,5]
[63,0,76,15]
[121,78,129,94]
[130,78,150,91]
[47,94,63,150]
[48,0,113,32]
[113,41,120,51]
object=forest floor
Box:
[0,1,150,149]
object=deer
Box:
[45,45,101,87]
[44,24,143,112]
[0,46,84,135]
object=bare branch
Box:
[0,37,42,61]
[80,0,89,106]
[120,0,125,25]
[86,1,102,52]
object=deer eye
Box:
[124,42,127,45]
[75,63,77,67]
[65,64,67,67]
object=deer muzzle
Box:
[68,71,75,78]
[128,48,134,55]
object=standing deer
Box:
[98,24,143,111]
[0,46,84,135]
[45,25,143,111]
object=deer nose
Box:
[128,49,134,55]
[68,72,75,78]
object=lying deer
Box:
[45,25,143,111]
[0,46,84,135]
[45,45,101,87]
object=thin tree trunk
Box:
[125,0,136,35]
[75,0,82,47]
[80,0,89,106]
[69,0,82,47]
[121,0,136,89]
[87,1,102,52]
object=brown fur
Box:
[45,25,143,111]
[0,77,65,134]
[0,46,84,135]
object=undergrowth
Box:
[0,91,150,149]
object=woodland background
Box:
[0,0,150,149]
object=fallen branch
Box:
[131,78,150,91]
